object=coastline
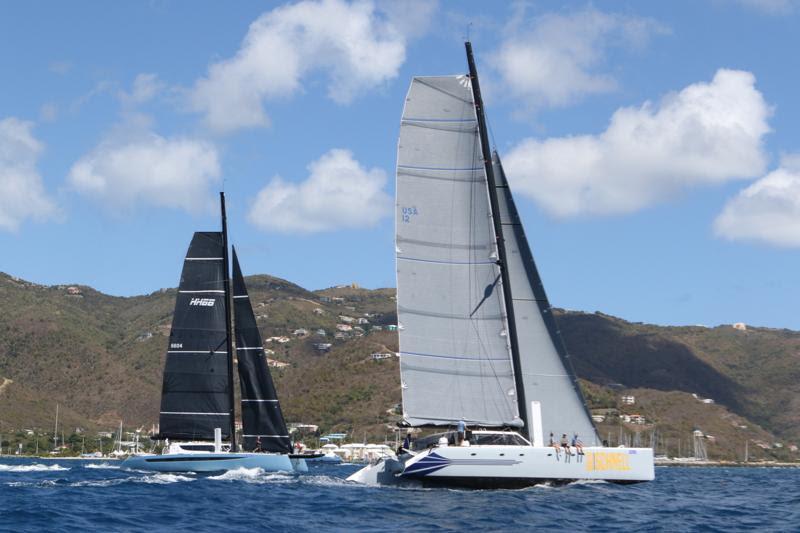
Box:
[0,454,121,461]
[656,459,800,468]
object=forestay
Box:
[159,232,232,440]
[232,248,292,453]
[396,76,521,428]
[492,155,599,444]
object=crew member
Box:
[549,432,561,454]
[456,420,466,445]
[572,434,584,455]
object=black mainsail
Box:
[159,231,233,441]
[232,248,292,453]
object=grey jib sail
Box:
[396,75,522,428]
[232,248,291,453]
[492,154,599,444]
[159,232,232,440]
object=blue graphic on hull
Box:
[402,452,451,477]
[402,452,523,478]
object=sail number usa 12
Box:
[401,206,419,223]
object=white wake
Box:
[0,463,69,472]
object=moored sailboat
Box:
[348,42,654,488]
[122,193,303,473]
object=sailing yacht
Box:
[122,193,305,473]
[348,43,654,488]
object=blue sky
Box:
[2,0,800,329]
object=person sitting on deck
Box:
[254,436,263,453]
[561,433,571,461]
[572,434,584,455]
[549,432,561,454]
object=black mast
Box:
[465,41,529,441]
[220,192,237,451]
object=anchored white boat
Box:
[123,194,304,474]
[348,42,654,489]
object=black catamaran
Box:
[123,193,303,473]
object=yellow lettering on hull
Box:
[585,451,631,472]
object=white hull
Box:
[121,452,295,473]
[348,445,654,488]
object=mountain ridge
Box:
[1,271,798,461]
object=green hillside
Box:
[1,272,798,461]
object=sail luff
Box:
[220,192,237,451]
[232,248,292,453]
[465,41,529,441]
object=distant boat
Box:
[349,42,654,488]
[123,193,304,474]
[308,443,343,463]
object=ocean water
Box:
[0,458,798,532]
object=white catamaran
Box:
[123,193,305,473]
[348,43,654,488]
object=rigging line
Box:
[466,68,517,418]
[441,96,481,422]
[465,103,514,418]
[486,115,499,155]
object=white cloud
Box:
[48,61,72,75]
[69,80,114,114]
[39,102,58,122]
[189,0,408,133]
[504,69,771,217]
[248,148,391,233]
[378,0,438,40]
[490,7,667,111]
[68,121,221,214]
[119,73,164,105]
[0,118,57,231]
[732,0,796,14]
[714,156,800,247]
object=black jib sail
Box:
[232,248,292,453]
[158,232,233,440]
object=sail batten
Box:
[232,248,292,454]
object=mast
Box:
[53,403,59,450]
[465,41,529,440]
[220,192,237,452]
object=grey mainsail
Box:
[396,76,522,428]
[492,154,599,444]
[395,60,598,443]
